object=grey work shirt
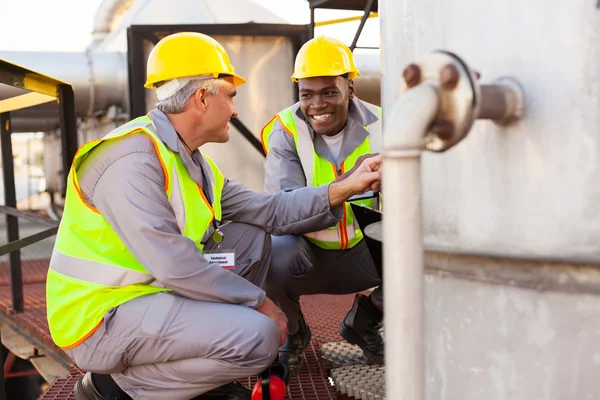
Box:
[76,109,343,309]
[264,97,379,192]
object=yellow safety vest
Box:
[261,103,382,250]
[46,115,224,349]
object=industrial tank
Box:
[379,0,600,399]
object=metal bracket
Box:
[400,51,479,152]
[400,51,524,152]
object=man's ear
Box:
[348,80,356,100]
[194,87,208,109]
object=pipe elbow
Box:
[383,82,439,153]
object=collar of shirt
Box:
[148,108,213,202]
[294,97,379,168]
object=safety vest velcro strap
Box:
[49,250,154,286]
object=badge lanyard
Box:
[177,133,224,246]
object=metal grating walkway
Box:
[38,294,362,400]
[0,258,376,400]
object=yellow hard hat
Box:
[291,36,360,82]
[144,32,246,89]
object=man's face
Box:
[298,76,354,137]
[200,77,238,143]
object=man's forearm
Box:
[328,180,357,208]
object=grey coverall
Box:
[264,97,383,334]
[64,109,343,399]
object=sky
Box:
[0,0,380,52]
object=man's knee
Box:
[270,235,313,278]
[243,316,280,375]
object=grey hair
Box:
[155,78,224,114]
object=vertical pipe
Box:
[309,7,315,39]
[383,155,423,398]
[127,27,147,118]
[57,84,78,197]
[0,113,24,314]
[26,139,31,210]
[0,331,5,400]
[382,83,439,400]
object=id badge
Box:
[203,249,235,269]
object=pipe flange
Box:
[401,51,480,152]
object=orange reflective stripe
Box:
[71,140,102,214]
[260,115,277,155]
[60,318,103,350]
[261,114,295,155]
[71,129,170,209]
[339,161,349,249]
[149,137,170,192]
[277,115,295,139]
[197,185,215,224]
[331,163,349,249]
[341,206,349,249]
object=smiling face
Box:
[298,76,355,137]
[196,76,238,143]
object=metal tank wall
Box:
[381,0,600,261]
[380,1,600,399]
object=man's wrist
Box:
[328,180,356,208]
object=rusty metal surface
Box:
[39,293,362,399]
[0,258,49,286]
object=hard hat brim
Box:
[232,73,246,87]
[291,71,361,82]
[144,72,247,90]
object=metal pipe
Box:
[0,329,4,400]
[0,51,127,132]
[309,7,315,38]
[350,0,377,51]
[478,79,524,123]
[383,82,439,400]
[0,113,24,314]
[91,0,136,43]
[314,12,378,28]
[57,85,78,196]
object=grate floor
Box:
[0,258,366,400]
[37,293,363,400]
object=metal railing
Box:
[0,58,77,400]
[307,0,379,50]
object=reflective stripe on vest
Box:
[261,102,382,250]
[46,115,225,349]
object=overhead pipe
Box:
[381,51,524,399]
[0,51,127,132]
[91,0,137,45]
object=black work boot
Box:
[277,312,312,374]
[192,380,251,399]
[74,372,132,400]
[339,293,384,364]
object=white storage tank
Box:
[379,1,600,399]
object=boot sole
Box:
[339,323,384,365]
[288,355,306,375]
[73,379,86,400]
[303,327,312,349]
